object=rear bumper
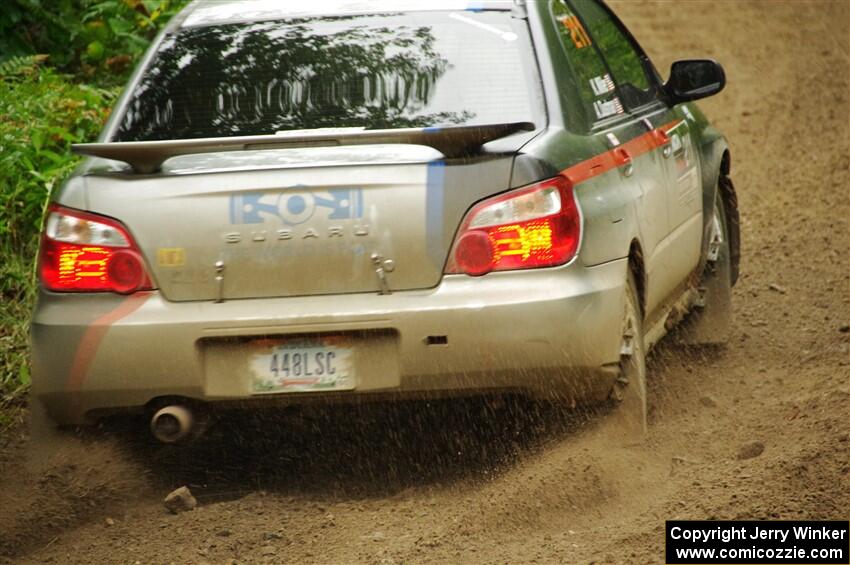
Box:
[31,258,628,425]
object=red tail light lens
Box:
[446,176,581,276]
[39,205,153,294]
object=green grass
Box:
[0,58,117,426]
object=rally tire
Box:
[611,270,648,437]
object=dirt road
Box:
[1,1,848,563]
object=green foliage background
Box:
[0,0,188,425]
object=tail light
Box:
[445,176,581,276]
[38,204,153,294]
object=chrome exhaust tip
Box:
[150,405,194,444]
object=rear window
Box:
[115,11,537,141]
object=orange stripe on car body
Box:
[66,292,152,391]
[561,119,682,185]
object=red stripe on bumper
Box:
[66,292,152,392]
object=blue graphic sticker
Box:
[426,161,445,268]
[230,188,364,226]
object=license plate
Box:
[250,337,355,393]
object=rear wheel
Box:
[610,270,647,438]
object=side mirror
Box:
[664,59,726,104]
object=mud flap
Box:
[678,180,734,345]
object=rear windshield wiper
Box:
[73,122,536,174]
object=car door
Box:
[569,0,703,314]
[549,0,669,307]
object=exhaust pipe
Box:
[150,405,195,443]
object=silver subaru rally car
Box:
[31,0,740,442]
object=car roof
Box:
[181,0,516,28]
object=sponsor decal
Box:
[593,96,624,119]
[229,188,364,226]
[157,247,186,267]
[590,73,616,96]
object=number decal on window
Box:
[559,14,592,49]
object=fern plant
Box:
[0,55,48,79]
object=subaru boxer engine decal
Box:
[229,188,364,226]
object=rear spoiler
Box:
[72,122,536,174]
